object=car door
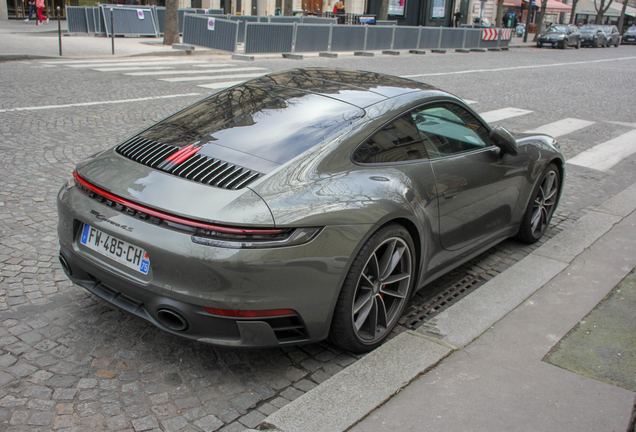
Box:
[410,102,525,251]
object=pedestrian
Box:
[35,0,49,25]
[24,0,36,22]
[336,1,345,24]
[332,1,338,14]
[453,9,462,27]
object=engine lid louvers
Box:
[116,137,262,190]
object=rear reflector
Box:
[203,307,297,318]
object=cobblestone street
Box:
[1,48,636,431]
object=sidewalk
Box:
[261,183,636,432]
[0,18,536,60]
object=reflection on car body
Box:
[57,68,565,352]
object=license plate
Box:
[80,223,150,275]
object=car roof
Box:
[245,68,438,109]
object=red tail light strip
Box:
[203,307,297,318]
[73,171,285,235]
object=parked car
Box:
[579,25,609,47]
[622,26,636,44]
[57,69,565,352]
[537,24,581,49]
[602,25,622,46]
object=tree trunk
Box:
[163,0,180,45]
[568,0,579,23]
[378,0,389,20]
[533,0,548,42]
[594,0,614,24]
[617,0,628,31]
[283,0,293,15]
[496,0,505,27]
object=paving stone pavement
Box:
[2,51,636,431]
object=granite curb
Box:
[259,179,636,432]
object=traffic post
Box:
[57,6,62,56]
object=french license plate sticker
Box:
[80,224,150,275]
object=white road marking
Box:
[92,67,176,72]
[567,130,636,171]
[40,58,222,65]
[479,107,533,123]
[0,93,201,113]
[197,81,243,89]
[524,118,595,138]
[159,73,265,82]
[401,56,636,78]
[67,60,209,68]
[125,67,267,76]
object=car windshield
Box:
[580,25,598,32]
[626,27,636,34]
[546,26,567,33]
[602,26,614,32]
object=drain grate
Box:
[401,274,487,330]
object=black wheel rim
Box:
[351,237,412,344]
[530,171,559,238]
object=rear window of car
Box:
[138,84,365,167]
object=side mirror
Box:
[490,126,518,156]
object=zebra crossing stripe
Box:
[124,67,267,77]
[92,67,177,72]
[197,82,244,89]
[567,130,636,171]
[159,73,265,82]
[70,60,209,68]
[524,118,594,138]
[479,107,533,123]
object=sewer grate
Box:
[401,274,487,330]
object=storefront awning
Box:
[503,0,572,11]
[575,0,636,17]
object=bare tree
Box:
[568,0,581,23]
[283,0,293,15]
[533,0,549,41]
[617,0,629,31]
[496,0,505,27]
[163,0,180,45]
[593,0,614,24]
[379,0,389,20]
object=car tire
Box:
[329,224,415,352]
[575,40,580,49]
[515,163,561,244]
[559,40,565,49]
[593,39,598,48]
[614,41,619,47]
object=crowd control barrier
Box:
[182,15,238,53]
[240,24,510,54]
[101,6,158,37]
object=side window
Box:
[410,103,490,158]
[352,115,429,164]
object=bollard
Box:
[57,6,62,56]
[110,8,115,55]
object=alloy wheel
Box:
[530,171,559,238]
[351,237,412,344]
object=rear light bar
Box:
[72,170,284,236]
[203,307,297,318]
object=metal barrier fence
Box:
[182,15,238,53]
[244,22,294,54]
[66,6,90,33]
[101,6,158,37]
[241,24,510,54]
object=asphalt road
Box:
[1,46,635,431]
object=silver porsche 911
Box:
[57,68,564,352]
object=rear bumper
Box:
[57,181,370,348]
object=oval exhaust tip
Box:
[59,253,72,277]
[156,309,189,332]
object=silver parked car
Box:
[57,69,565,352]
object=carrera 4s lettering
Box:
[90,209,134,232]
